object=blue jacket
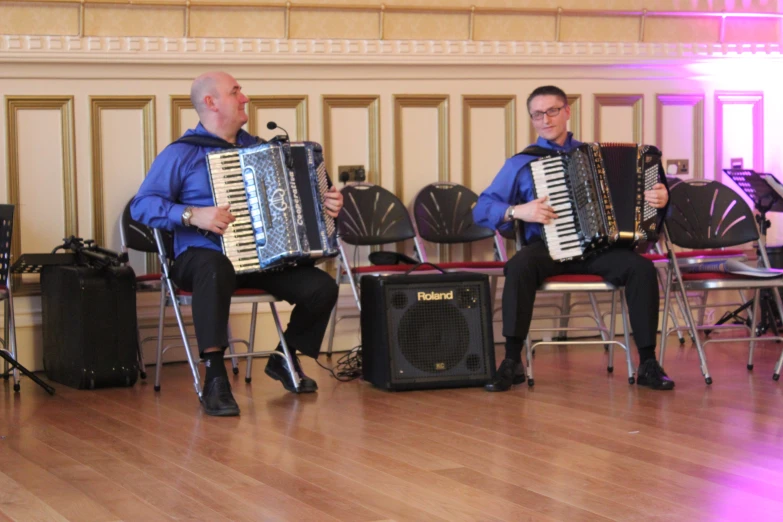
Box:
[473,133,582,245]
[130,123,258,258]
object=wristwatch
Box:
[506,206,515,221]
[181,206,194,227]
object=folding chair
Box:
[0,204,55,395]
[410,182,508,302]
[326,182,437,356]
[508,225,635,386]
[151,229,301,396]
[660,180,783,383]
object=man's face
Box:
[529,94,570,144]
[212,74,249,131]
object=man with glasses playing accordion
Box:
[132,71,342,416]
[474,85,675,392]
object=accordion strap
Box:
[174,135,266,149]
[516,145,558,158]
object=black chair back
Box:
[667,180,758,249]
[413,182,494,244]
[121,199,174,259]
[0,205,13,285]
[338,183,416,246]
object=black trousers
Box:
[171,247,339,358]
[503,241,659,354]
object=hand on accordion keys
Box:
[322,185,344,218]
[515,196,559,225]
[189,204,236,235]
[644,183,669,209]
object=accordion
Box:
[206,141,338,273]
[529,142,663,262]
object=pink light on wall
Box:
[714,91,763,183]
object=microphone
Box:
[267,121,294,169]
[266,121,290,143]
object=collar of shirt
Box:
[192,121,257,147]
[535,131,578,152]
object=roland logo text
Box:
[417,290,453,301]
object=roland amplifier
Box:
[360,271,495,390]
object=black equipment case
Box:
[41,264,140,389]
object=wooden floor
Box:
[2,339,783,522]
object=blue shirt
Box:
[473,133,581,245]
[130,123,258,258]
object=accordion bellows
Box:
[206,141,338,272]
[530,142,663,262]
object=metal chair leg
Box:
[588,293,611,373]
[244,303,258,383]
[619,289,635,384]
[525,334,534,387]
[154,287,167,392]
[747,289,761,371]
[269,303,300,392]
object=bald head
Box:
[190,71,228,117]
[189,71,249,143]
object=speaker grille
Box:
[398,301,470,372]
[386,281,489,383]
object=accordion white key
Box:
[206,141,338,272]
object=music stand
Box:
[718,169,783,335]
[0,205,56,395]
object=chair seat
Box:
[137,273,161,282]
[677,271,783,290]
[437,261,505,270]
[538,274,616,292]
[346,264,441,275]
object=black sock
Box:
[204,351,227,381]
[638,346,656,364]
[504,337,523,364]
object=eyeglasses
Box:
[530,106,567,121]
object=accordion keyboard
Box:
[206,150,263,272]
[530,156,583,260]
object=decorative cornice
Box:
[2,36,783,65]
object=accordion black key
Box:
[206,141,338,272]
[529,142,663,262]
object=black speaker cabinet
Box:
[360,271,495,390]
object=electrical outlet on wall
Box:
[666,159,690,176]
[337,165,366,183]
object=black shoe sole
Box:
[636,380,675,391]
[265,366,301,393]
[202,405,240,416]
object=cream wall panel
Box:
[473,14,555,41]
[656,94,704,180]
[724,17,780,43]
[98,109,149,273]
[384,12,467,40]
[290,10,379,40]
[644,17,719,42]
[595,95,643,143]
[85,6,184,37]
[323,96,380,185]
[464,103,511,262]
[394,95,448,261]
[16,111,67,253]
[5,96,77,295]
[247,96,308,141]
[90,96,156,273]
[170,96,198,141]
[561,16,638,42]
[0,5,77,36]
[190,8,285,38]
[714,92,763,184]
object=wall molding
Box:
[655,93,705,179]
[594,94,644,143]
[3,37,783,65]
[714,91,764,183]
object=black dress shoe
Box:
[265,354,318,393]
[485,358,526,392]
[637,359,675,390]
[201,376,240,416]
